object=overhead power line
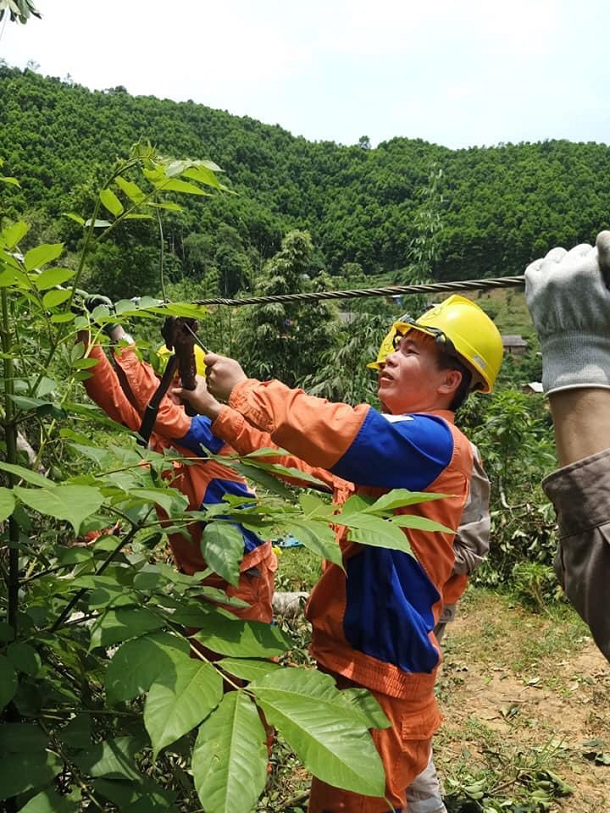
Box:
[193,275,526,308]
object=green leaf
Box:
[0,461,53,488]
[90,606,165,650]
[144,656,223,757]
[282,519,343,568]
[50,312,76,323]
[105,632,190,703]
[42,288,71,308]
[201,522,244,587]
[193,613,293,658]
[92,777,176,809]
[390,514,454,533]
[123,213,153,220]
[219,657,281,682]
[7,641,41,677]
[15,484,105,533]
[63,212,86,226]
[128,487,189,515]
[250,460,328,488]
[115,176,146,204]
[145,200,183,212]
[251,668,385,796]
[0,750,63,801]
[100,188,124,217]
[73,736,141,780]
[0,175,20,187]
[339,688,391,730]
[0,487,15,520]
[192,691,267,813]
[364,489,449,514]
[183,165,223,190]
[0,723,47,753]
[155,177,210,196]
[236,462,293,500]
[0,654,18,710]
[19,788,78,813]
[339,513,414,554]
[3,220,29,248]
[24,243,64,271]
[34,266,76,290]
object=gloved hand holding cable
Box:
[524,231,610,395]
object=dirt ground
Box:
[435,591,610,812]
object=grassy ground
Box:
[265,549,610,813]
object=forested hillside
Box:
[1,63,609,297]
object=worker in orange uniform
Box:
[78,320,277,623]
[368,325,492,813]
[176,295,504,813]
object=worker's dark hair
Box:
[435,349,473,412]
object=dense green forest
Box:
[1,63,609,299]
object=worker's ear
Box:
[437,368,462,396]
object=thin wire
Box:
[192,275,525,308]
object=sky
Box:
[1,0,608,150]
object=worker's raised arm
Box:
[183,354,456,491]
[525,230,610,662]
[80,338,142,432]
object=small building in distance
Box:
[502,334,528,356]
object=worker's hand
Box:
[84,293,114,313]
[525,231,610,395]
[203,353,247,402]
[172,375,222,420]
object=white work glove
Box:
[524,231,610,395]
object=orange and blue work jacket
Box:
[83,345,272,580]
[212,378,474,702]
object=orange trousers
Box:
[308,672,441,813]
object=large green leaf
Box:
[92,777,177,810]
[14,484,105,533]
[115,176,146,204]
[0,723,47,753]
[73,736,141,780]
[0,654,17,710]
[144,656,223,757]
[127,487,188,516]
[192,690,267,813]
[339,688,391,730]
[339,512,413,554]
[19,788,79,812]
[390,514,454,533]
[3,220,29,248]
[251,668,385,796]
[99,188,124,217]
[105,631,190,703]
[0,460,53,487]
[0,750,63,801]
[0,487,15,520]
[42,288,71,308]
[24,243,63,272]
[200,522,244,586]
[7,641,41,677]
[33,266,76,290]
[89,606,165,650]
[364,489,449,514]
[282,519,343,568]
[158,177,210,196]
[193,613,293,658]
[219,658,281,682]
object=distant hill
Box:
[1,63,609,296]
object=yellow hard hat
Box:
[157,343,207,377]
[367,295,503,393]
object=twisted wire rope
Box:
[193,275,525,308]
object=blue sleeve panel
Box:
[344,546,441,674]
[330,410,454,489]
[176,415,225,457]
[202,477,265,554]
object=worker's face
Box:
[377,332,460,414]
